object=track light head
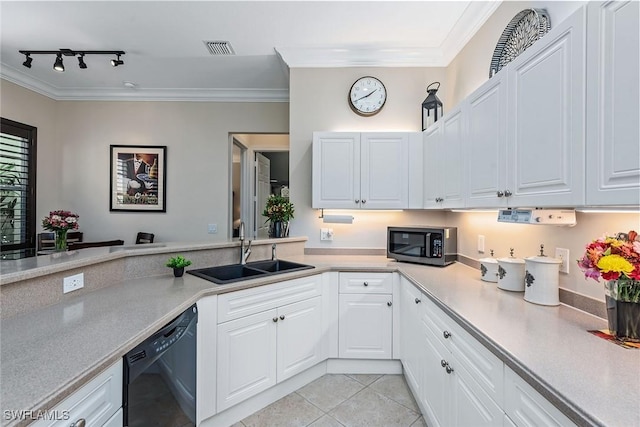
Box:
[22,54,32,68]
[53,53,64,72]
[111,54,124,67]
[77,54,87,69]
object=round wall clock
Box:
[489,8,551,78]
[348,76,387,116]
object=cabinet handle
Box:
[387,301,392,307]
[445,364,454,374]
[355,199,360,204]
[71,420,86,427]
[280,315,285,320]
[363,282,368,286]
[504,189,512,197]
[443,330,451,339]
[273,317,278,322]
[441,359,447,368]
[415,298,421,304]
[496,190,504,198]
[361,199,366,204]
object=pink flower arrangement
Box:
[41,210,80,232]
[577,230,640,282]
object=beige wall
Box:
[1,80,289,243]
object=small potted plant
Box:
[166,255,192,277]
[262,194,294,238]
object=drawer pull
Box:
[71,419,86,427]
[273,317,278,322]
[443,330,452,339]
[280,315,285,320]
[363,282,369,286]
[415,298,421,304]
[387,301,392,307]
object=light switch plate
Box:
[477,235,485,253]
[63,273,84,294]
[208,224,217,234]
[555,248,570,274]
[320,228,333,241]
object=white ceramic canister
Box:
[524,255,562,306]
[497,249,525,292]
[479,250,499,283]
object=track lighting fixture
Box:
[18,49,125,72]
[22,54,32,68]
[77,54,87,69]
[110,54,124,67]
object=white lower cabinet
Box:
[216,275,324,412]
[504,367,576,427]
[399,277,423,396]
[338,272,394,359]
[32,360,122,427]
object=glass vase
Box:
[54,229,68,251]
[604,280,640,342]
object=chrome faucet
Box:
[271,243,277,261]
[239,221,252,265]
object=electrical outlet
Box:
[208,224,217,234]
[320,228,333,241]
[555,248,570,274]
[477,235,485,253]
[63,273,84,294]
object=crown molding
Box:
[0,65,289,102]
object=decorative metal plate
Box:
[489,8,551,78]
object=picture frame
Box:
[110,145,167,212]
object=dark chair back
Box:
[68,240,124,250]
[37,231,83,252]
[67,231,83,245]
[136,232,155,244]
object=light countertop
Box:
[1,253,638,427]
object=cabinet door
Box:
[217,310,277,411]
[449,360,504,427]
[276,297,323,382]
[360,132,409,209]
[339,293,393,359]
[440,107,465,208]
[400,279,423,396]
[507,8,586,207]
[419,316,450,427]
[312,132,360,209]
[423,123,443,208]
[586,1,640,205]
[466,72,509,208]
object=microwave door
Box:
[391,232,424,257]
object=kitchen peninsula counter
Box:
[1,249,638,427]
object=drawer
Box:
[218,274,322,323]
[339,272,393,294]
[31,360,122,427]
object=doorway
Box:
[230,134,289,239]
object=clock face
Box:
[349,76,387,116]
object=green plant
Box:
[262,194,294,223]
[166,255,192,269]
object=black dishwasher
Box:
[123,304,198,426]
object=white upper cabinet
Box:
[465,71,509,208]
[505,7,586,207]
[585,0,640,205]
[423,122,443,208]
[312,132,410,209]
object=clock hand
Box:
[354,89,378,102]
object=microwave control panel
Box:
[497,209,576,226]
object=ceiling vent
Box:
[204,41,235,56]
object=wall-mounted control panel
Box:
[497,209,576,226]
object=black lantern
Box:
[422,82,443,131]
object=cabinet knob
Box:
[361,199,366,204]
[355,199,360,204]
[441,359,447,368]
[415,298,421,304]
[443,330,452,339]
[387,301,392,307]
[273,317,278,322]
[280,315,285,320]
[363,282,369,286]
[445,364,454,374]
[71,419,86,427]
[504,189,512,197]
[496,190,504,198]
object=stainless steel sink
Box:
[187,259,314,284]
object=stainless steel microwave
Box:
[387,226,457,266]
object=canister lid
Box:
[525,255,562,264]
[497,257,525,264]
[479,257,498,265]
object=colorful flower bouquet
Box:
[42,210,79,251]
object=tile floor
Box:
[134,373,424,427]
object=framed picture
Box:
[110,145,167,212]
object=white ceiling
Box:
[0,1,501,101]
